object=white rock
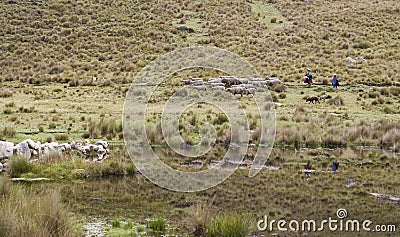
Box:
[0,141,14,160]
[14,141,31,159]
[58,143,71,151]
[96,141,109,149]
[24,139,40,150]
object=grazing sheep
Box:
[241,83,255,89]
[221,76,240,87]
[176,25,195,33]
[212,86,225,90]
[306,96,320,104]
[191,80,204,86]
[251,78,265,81]
[238,78,249,84]
[190,77,203,81]
[208,78,223,83]
[181,79,191,85]
[226,87,245,97]
[209,82,225,87]
[265,77,281,86]
[319,94,332,101]
[244,88,256,95]
[192,85,207,91]
[249,80,267,87]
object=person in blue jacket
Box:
[332,74,339,90]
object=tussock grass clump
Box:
[206,213,250,237]
[49,122,57,129]
[272,83,287,93]
[2,126,16,137]
[368,90,380,98]
[88,119,122,139]
[147,217,166,232]
[0,88,13,98]
[3,108,12,114]
[381,128,400,145]
[389,86,400,96]
[212,113,228,125]
[54,133,69,141]
[0,177,79,237]
[188,198,214,237]
[292,105,311,123]
[5,102,15,107]
[8,156,35,178]
[328,95,345,105]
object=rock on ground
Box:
[0,141,14,160]
[14,141,31,159]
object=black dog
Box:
[306,96,320,104]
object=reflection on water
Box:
[28,147,398,236]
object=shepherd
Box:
[304,161,312,180]
[304,68,313,87]
[332,161,339,174]
[332,74,339,90]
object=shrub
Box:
[147,217,166,232]
[328,95,345,105]
[368,91,380,98]
[54,133,69,141]
[0,176,10,197]
[5,102,15,107]
[111,219,121,228]
[3,108,12,114]
[212,113,228,125]
[0,179,79,237]
[46,136,54,143]
[383,107,393,114]
[49,122,57,129]
[0,88,13,98]
[207,213,250,237]
[8,156,35,178]
[389,86,400,96]
[354,41,372,49]
[270,17,277,23]
[188,199,214,237]
[272,84,287,93]
[99,79,112,87]
[377,96,385,104]
[18,106,35,113]
[88,119,122,139]
[271,92,279,102]
[2,126,16,137]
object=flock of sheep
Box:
[181,76,282,97]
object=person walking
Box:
[332,161,339,174]
[304,161,312,180]
[332,74,339,90]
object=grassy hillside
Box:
[1,0,399,85]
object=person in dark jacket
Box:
[332,161,339,174]
[332,74,339,90]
